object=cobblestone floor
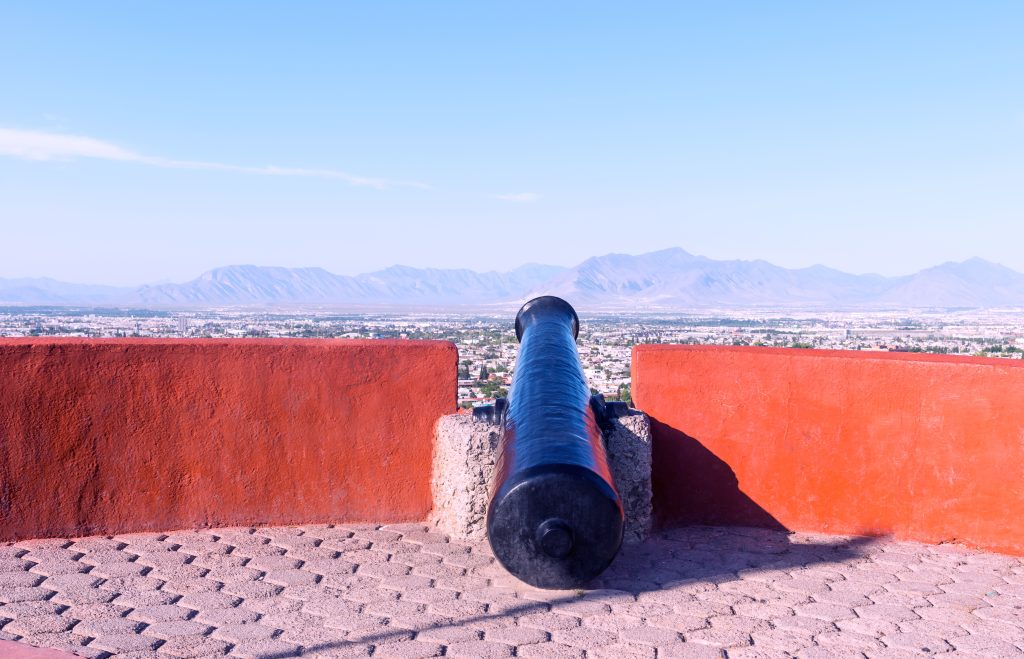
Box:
[2,524,1024,658]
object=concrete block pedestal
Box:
[430,411,653,544]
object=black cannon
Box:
[484,296,624,589]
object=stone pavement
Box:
[2,525,1024,658]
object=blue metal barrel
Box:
[486,296,624,588]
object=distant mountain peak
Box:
[2,251,1022,309]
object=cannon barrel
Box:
[486,296,624,588]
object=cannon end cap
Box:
[486,465,623,589]
[536,518,574,558]
[515,296,580,342]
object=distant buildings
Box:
[2,307,1022,408]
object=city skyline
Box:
[2,3,1023,284]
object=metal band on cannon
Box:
[486,296,624,588]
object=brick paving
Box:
[2,525,1023,658]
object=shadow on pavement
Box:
[264,411,884,657]
[271,528,879,658]
[591,526,879,594]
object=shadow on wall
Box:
[649,416,786,531]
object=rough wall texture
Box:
[429,415,500,540]
[430,412,652,543]
[633,344,1024,555]
[0,338,457,541]
[605,413,654,544]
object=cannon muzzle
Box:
[486,296,624,589]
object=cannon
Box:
[484,296,624,589]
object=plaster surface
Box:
[0,339,457,541]
[633,345,1024,554]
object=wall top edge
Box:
[632,344,1024,369]
[0,337,457,350]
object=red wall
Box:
[0,339,456,541]
[633,345,1024,555]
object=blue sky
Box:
[2,2,1022,285]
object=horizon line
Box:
[0,250,1013,290]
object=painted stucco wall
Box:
[0,339,457,541]
[633,345,1024,554]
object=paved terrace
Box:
[5,342,1024,657]
[3,524,1024,658]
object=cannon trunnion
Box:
[485,296,624,589]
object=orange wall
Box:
[0,339,456,541]
[633,345,1024,555]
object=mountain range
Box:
[3,248,1024,310]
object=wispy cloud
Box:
[496,192,539,202]
[0,127,428,190]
